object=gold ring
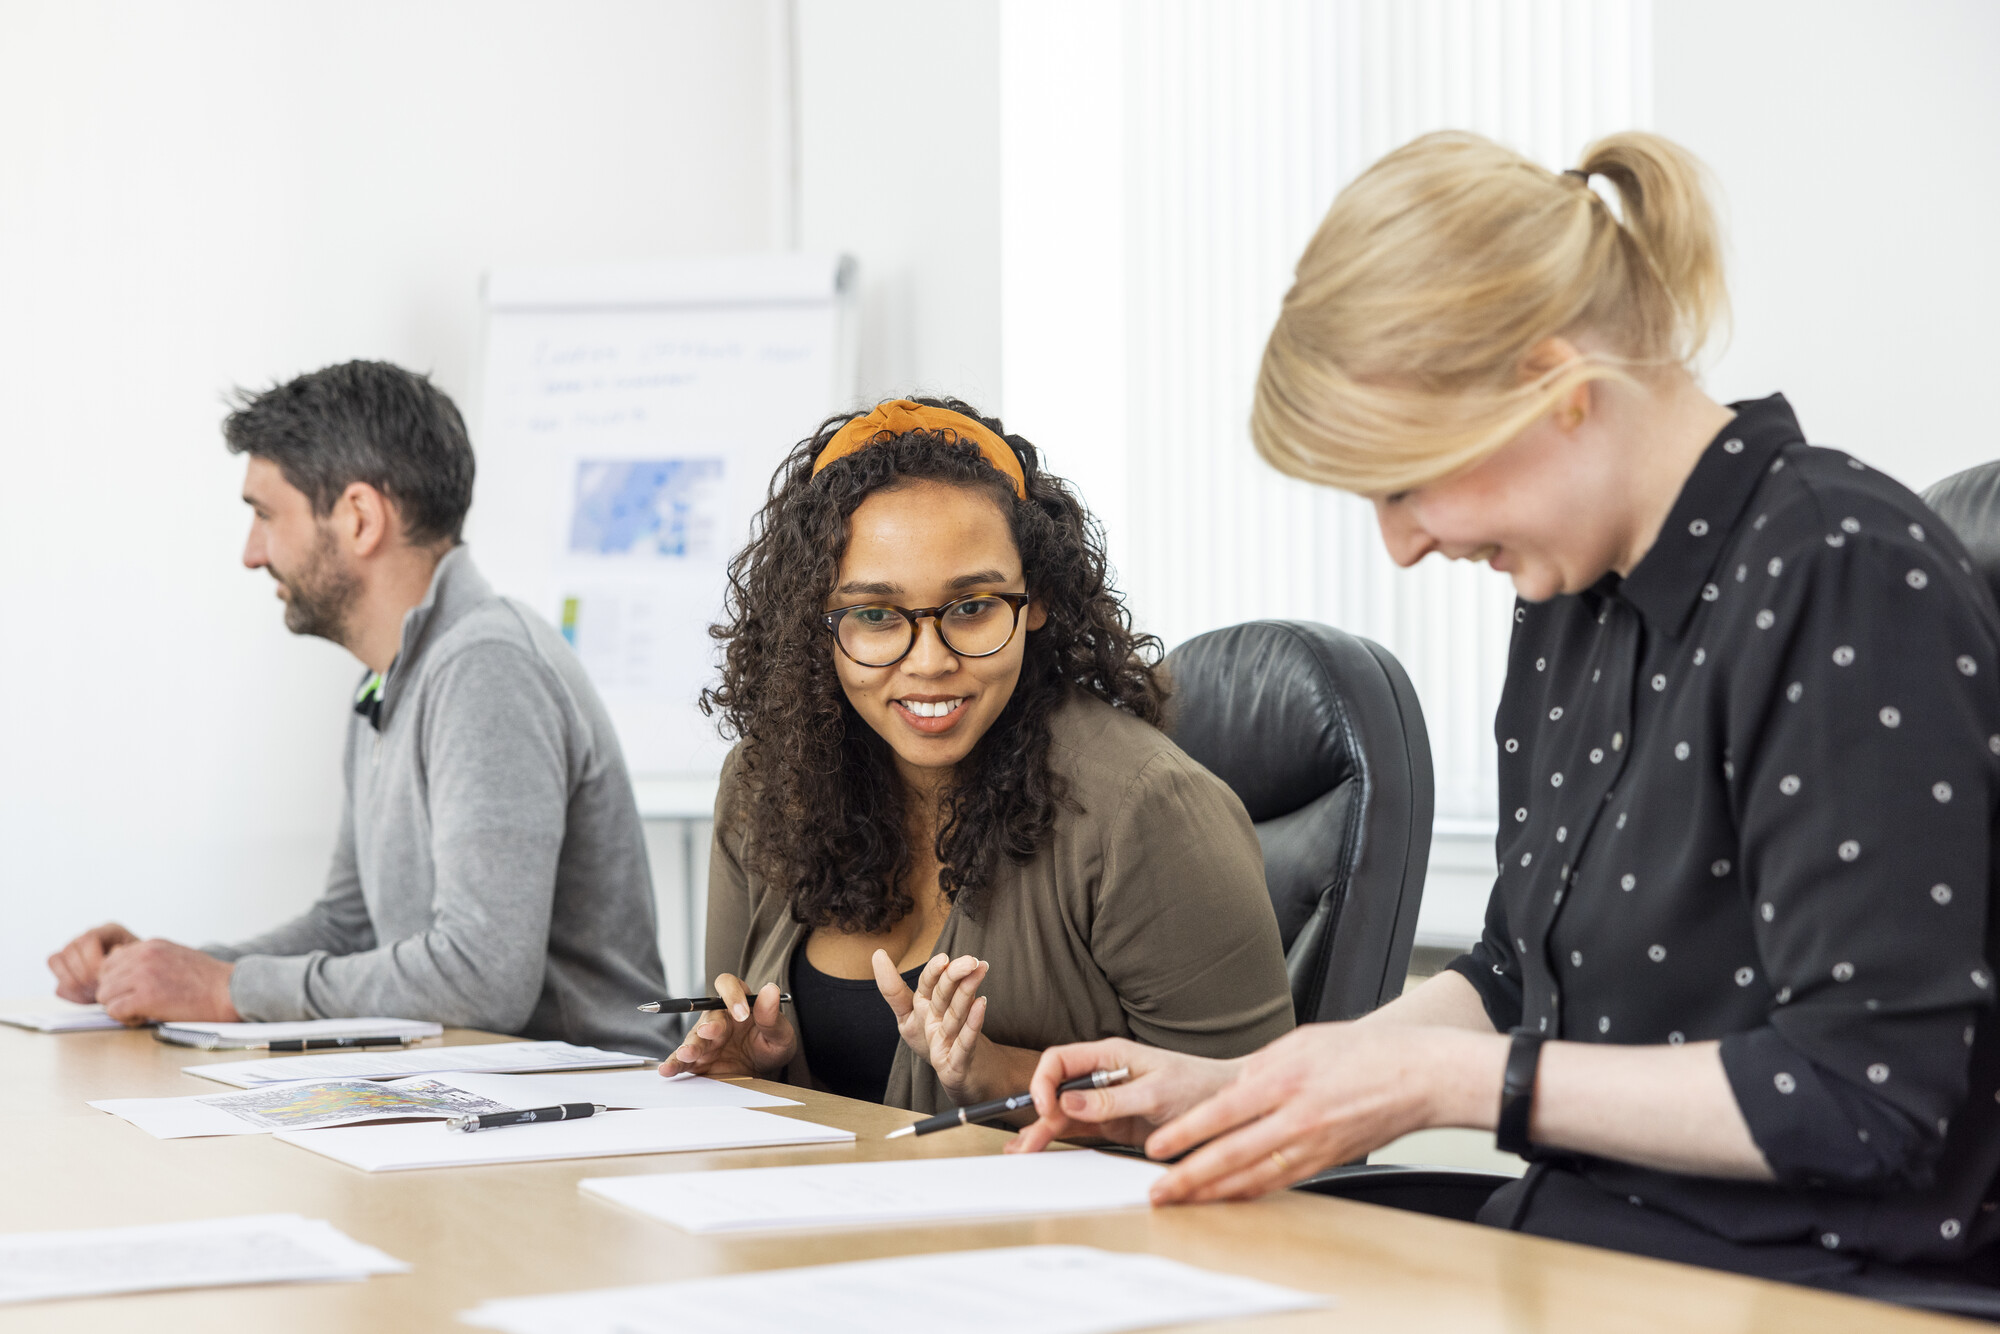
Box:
[1270,1149,1290,1172]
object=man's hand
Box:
[47,923,140,1004]
[94,940,239,1024]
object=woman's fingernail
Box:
[1061,1092,1086,1112]
[675,1047,695,1062]
[733,1005,750,1022]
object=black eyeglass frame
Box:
[819,592,1033,668]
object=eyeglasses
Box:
[820,592,1032,668]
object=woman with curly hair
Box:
[659,397,1293,1113]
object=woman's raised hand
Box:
[1004,1037,1244,1156]
[658,973,797,1080]
[874,950,990,1102]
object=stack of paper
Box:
[0,1213,406,1306]
[0,1005,125,1033]
[275,1106,854,1172]
[185,1040,649,1088]
[91,1070,799,1140]
[460,1245,1327,1334]
[580,1150,1167,1233]
[156,1017,443,1049]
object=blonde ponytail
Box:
[1253,130,1728,494]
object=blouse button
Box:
[1767,557,1784,577]
[1959,656,1978,676]
[1735,967,1755,986]
[1754,609,1775,630]
[1689,519,1709,536]
[1838,840,1861,862]
[1832,962,1854,981]
[1647,944,1665,962]
[1651,675,1667,692]
[1880,707,1901,727]
[1723,438,1744,453]
[1589,748,1604,764]
[1515,807,1528,823]
[1868,1063,1891,1084]
[1908,569,1930,590]
[1597,1016,1610,1033]
[1702,583,1719,601]
[1674,742,1690,760]
[1842,516,1861,533]
[1536,657,1547,672]
[1711,859,1731,876]
[1668,1031,1685,1045]
[1778,775,1800,795]
[1944,1219,1963,1240]
[1550,773,1564,788]
[1934,884,1954,905]
[1833,645,1855,666]
[1549,706,1563,721]
[1620,874,1636,891]
[1821,1233,1840,1250]
[1775,1072,1797,1094]
[1570,951,1583,967]
[1935,782,1954,803]
[1505,738,1519,753]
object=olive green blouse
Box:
[705,691,1296,1114]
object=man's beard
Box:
[274,525,361,644]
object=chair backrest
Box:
[1163,620,1434,1024]
[1923,460,2000,610]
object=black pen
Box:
[267,1035,417,1053]
[885,1067,1131,1139]
[637,994,792,1014]
[446,1102,607,1133]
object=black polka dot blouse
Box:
[1448,394,2000,1272]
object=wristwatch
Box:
[1496,1027,1546,1157]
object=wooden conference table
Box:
[2,1016,1981,1333]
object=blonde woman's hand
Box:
[658,973,797,1081]
[874,950,992,1103]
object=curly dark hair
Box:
[703,397,1166,933]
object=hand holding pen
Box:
[888,1068,1130,1139]
[653,975,798,1082]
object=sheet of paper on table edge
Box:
[0,1004,125,1033]
[273,1105,855,1172]
[457,1244,1329,1334]
[579,1148,1169,1234]
[0,1212,407,1307]
[184,1039,651,1088]
[156,1017,445,1043]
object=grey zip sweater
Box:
[206,547,671,1056]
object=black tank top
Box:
[789,943,923,1104]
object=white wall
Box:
[0,1,781,997]
[1656,0,2000,491]
[796,0,1002,412]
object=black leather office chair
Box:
[1162,622,1516,1214]
[1925,462,2000,610]
[1163,620,1433,1024]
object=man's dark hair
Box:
[224,360,475,546]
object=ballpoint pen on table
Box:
[885,1068,1131,1139]
[637,995,793,1014]
[446,1103,608,1132]
[154,1031,425,1052]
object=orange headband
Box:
[811,400,1027,500]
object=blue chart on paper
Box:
[567,458,724,559]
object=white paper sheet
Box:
[0,1005,125,1033]
[94,1070,795,1140]
[580,1150,1167,1234]
[0,1213,406,1306]
[461,1244,1327,1334]
[276,1106,853,1172]
[185,1040,648,1088]
[156,1017,443,1047]
[91,1076,518,1139]
[439,1069,800,1111]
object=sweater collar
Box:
[361,546,490,729]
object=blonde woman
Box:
[1013,131,2000,1295]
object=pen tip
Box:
[885,1126,914,1140]
[637,1003,659,1012]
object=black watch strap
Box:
[1496,1028,1546,1157]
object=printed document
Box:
[91,1076,517,1139]
[0,1213,405,1306]
[94,1071,796,1139]
[185,1040,648,1088]
[461,1244,1327,1334]
[276,1105,854,1172]
[579,1150,1166,1233]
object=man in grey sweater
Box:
[47,361,671,1056]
